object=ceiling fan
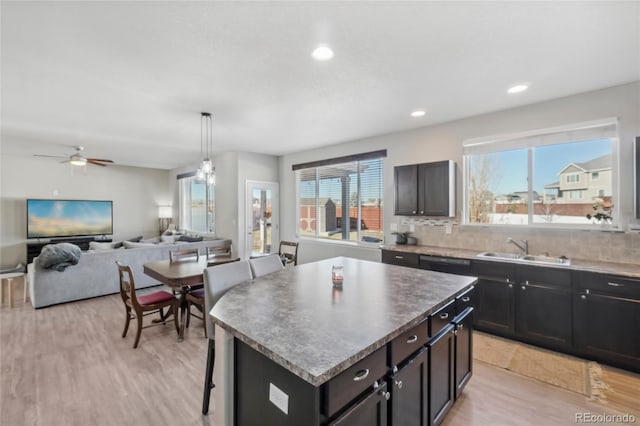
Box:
[34,146,114,167]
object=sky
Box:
[479,139,612,195]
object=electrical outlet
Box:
[390,223,398,232]
[445,223,452,234]
[409,224,415,232]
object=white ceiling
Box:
[2,1,639,170]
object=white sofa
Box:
[28,239,231,308]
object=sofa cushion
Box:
[89,241,118,251]
[123,241,157,249]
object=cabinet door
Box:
[389,348,428,426]
[418,161,453,217]
[515,280,572,350]
[574,291,640,372]
[453,307,473,399]
[330,382,389,426]
[474,277,515,336]
[394,165,419,215]
[428,325,454,426]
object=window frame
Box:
[293,150,386,246]
[462,118,619,229]
[177,171,215,234]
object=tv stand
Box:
[26,236,112,263]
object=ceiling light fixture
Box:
[69,155,87,166]
[507,84,529,94]
[196,112,215,185]
[411,110,426,117]
[311,45,334,61]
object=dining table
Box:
[143,256,238,341]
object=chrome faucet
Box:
[506,238,528,255]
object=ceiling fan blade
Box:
[87,159,108,166]
[87,158,114,163]
[34,154,67,159]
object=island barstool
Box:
[201,259,254,415]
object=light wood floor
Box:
[1,292,638,426]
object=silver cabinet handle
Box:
[457,324,464,331]
[462,297,470,302]
[607,282,624,287]
[525,280,529,285]
[412,211,416,214]
[420,211,424,214]
[406,335,418,344]
[521,285,526,290]
[506,278,510,283]
[395,380,403,389]
[395,256,404,259]
[439,312,449,320]
[353,368,370,382]
[581,294,587,300]
[508,283,513,288]
[379,390,390,401]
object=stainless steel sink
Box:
[476,252,571,265]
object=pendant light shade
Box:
[197,112,215,183]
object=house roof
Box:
[558,154,612,175]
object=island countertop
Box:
[211,256,477,386]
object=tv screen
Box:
[27,199,113,239]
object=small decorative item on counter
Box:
[406,236,417,245]
[392,232,410,245]
[331,265,344,286]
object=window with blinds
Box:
[463,118,618,227]
[177,172,215,234]
[294,150,385,243]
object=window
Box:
[463,118,617,227]
[177,172,215,233]
[294,150,385,243]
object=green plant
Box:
[586,201,613,223]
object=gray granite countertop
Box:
[211,256,476,386]
[382,244,640,278]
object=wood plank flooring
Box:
[1,292,638,426]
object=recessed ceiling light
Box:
[507,84,529,94]
[311,45,334,61]
[411,110,426,117]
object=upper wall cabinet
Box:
[636,137,639,219]
[394,160,456,217]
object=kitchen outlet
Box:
[445,223,452,234]
[409,224,415,232]
[390,223,398,232]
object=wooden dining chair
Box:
[249,253,285,277]
[169,248,200,262]
[205,240,232,260]
[201,260,253,415]
[278,240,299,266]
[116,261,179,349]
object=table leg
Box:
[178,290,188,342]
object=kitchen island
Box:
[211,256,477,426]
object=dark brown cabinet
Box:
[394,161,455,217]
[330,382,389,426]
[574,272,640,373]
[515,266,572,351]
[472,260,517,337]
[389,348,428,426]
[452,307,473,399]
[382,250,420,268]
[428,324,455,426]
[636,136,639,218]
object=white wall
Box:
[279,82,640,263]
[1,155,172,266]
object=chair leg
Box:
[202,338,216,415]
[186,302,191,328]
[133,313,143,349]
[122,307,131,338]
[173,305,180,334]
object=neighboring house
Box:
[544,154,612,204]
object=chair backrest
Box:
[278,240,299,266]
[203,260,253,338]
[116,261,140,309]
[249,253,285,278]
[170,248,199,262]
[206,240,232,259]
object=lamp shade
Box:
[158,206,173,219]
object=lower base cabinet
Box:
[453,307,473,398]
[428,325,455,426]
[330,382,389,426]
[389,348,429,426]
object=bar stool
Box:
[0,272,28,308]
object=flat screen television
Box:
[26,199,113,239]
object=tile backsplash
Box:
[395,217,640,265]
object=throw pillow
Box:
[123,241,157,249]
[178,235,203,242]
[127,235,144,242]
[140,237,160,244]
[160,235,176,244]
[89,241,116,251]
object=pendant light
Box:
[196,112,215,184]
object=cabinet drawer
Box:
[381,250,420,267]
[455,286,475,315]
[472,260,517,282]
[322,346,387,418]
[430,300,455,338]
[389,319,428,367]
[575,272,640,299]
